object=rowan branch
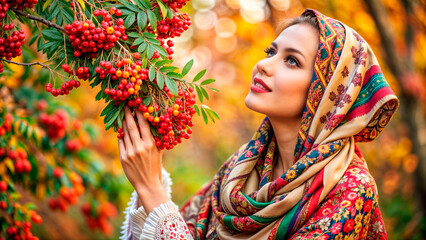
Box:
[1,58,53,70]
[10,8,65,32]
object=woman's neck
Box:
[268,116,301,179]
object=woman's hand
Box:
[118,106,169,213]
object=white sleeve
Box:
[141,201,193,240]
[120,167,174,240]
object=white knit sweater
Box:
[120,168,193,240]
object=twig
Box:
[1,58,52,70]
[10,8,65,32]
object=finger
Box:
[122,121,134,155]
[117,138,127,162]
[124,106,142,145]
[135,109,154,143]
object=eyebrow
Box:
[271,42,305,59]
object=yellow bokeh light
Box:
[215,35,238,53]
[215,18,237,38]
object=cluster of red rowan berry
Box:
[0,112,12,136]
[7,0,37,10]
[2,219,40,240]
[148,13,191,39]
[150,87,196,150]
[81,201,117,235]
[159,0,189,10]
[64,8,126,58]
[38,109,69,141]
[48,171,85,212]
[0,25,25,72]
[1,180,41,240]
[7,148,32,173]
[101,56,147,102]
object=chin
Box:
[244,92,264,114]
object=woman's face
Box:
[245,23,319,120]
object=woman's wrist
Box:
[135,183,170,214]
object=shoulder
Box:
[290,156,387,239]
[331,155,379,203]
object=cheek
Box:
[275,71,311,96]
[274,71,312,110]
[252,64,258,77]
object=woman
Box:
[118,9,398,240]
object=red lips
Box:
[251,77,271,93]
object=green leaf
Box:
[206,108,220,120]
[105,110,119,129]
[195,85,203,103]
[117,109,124,128]
[147,38,161,45]
[166,72,182,79]
[29,33,39,46]
[104,105,118,123]
[128,32,141,38]
[201,78,215,85]
[143,32,157,39]
[137,12,147,30]
[155,59,173,67]
[208,87,219,92]
[200,107,208,124]
[194,105,200,115]
[166,8,173,19]
[141,0,152,7]
[117,0,140,12]
[101,101,115,116]
[39,41,57,51]
[56,11,63,25]
[124,13,136,29]
[134,0,148,9]
[156,0,168,19]
[193,69,206,82]
[147,46,154,59]
[146,10,157,30]
[42,0,54,11]
[41,29,62,41]
[143,95,151,105]
[200,87,209,100]
[138,42,147,52]
[160,66,179,73]
[149,65,156,81]
[51,4,60,19]
[133,37,144,46]
[105,102,125,130]
[181,59,193,77]
[152,44,167,56]
[165,77,178,95]
[156,71,165,89]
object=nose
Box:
[256,57,273,77]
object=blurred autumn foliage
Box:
[1,0,425,239]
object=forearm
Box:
[135,183,170,214]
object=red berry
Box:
[0,180,7,192]
[53,167,63,178]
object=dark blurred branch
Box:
[10,8,65,32]
[363,0,426,216]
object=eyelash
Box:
[263,47,300,67]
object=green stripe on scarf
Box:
[275,200,302,239]
[223,215,238,231]
[250,214,279,224]
[242,192,274,208]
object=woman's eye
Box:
[263,47,275,57]
[286,56,299,67]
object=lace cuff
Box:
[120,167,173,240]
[141,201,193,240]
